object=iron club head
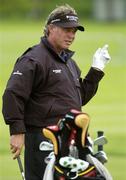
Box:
[94,151,108,164]
[94,136,108,146]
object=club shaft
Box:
[97,131,104,151]
[17,156,25,180]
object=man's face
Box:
[48,25,77,52]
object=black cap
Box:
[47,14,84,31]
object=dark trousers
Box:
[25,131,51,180]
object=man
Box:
[2,4,111,180]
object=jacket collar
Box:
[41,36,75,63]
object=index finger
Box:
[102,44,109,50]
[13,148,21,160]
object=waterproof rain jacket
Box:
[2,37,104,135]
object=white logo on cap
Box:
[51,19,60,23]
[66,15,78,22]
[13,70,23,75]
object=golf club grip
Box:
[98,131,104,151]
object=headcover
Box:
[47,14,84,32]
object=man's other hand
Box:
[10,134,24,159]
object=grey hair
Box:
[43,4,77,37]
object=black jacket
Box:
[2,37,104,135]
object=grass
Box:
[0,20,126,179]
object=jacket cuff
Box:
[9,121,26,135]
[85,67,104,83]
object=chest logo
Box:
[52,69,62,74]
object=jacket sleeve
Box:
[2,57,43,135]
[80,67,104,105]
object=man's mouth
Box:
[65,40,72,45]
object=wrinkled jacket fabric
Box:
[2,37,104,135]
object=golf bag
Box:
[42,109,112,180]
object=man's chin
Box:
[63,44,70,50]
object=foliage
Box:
[0,0,92,20]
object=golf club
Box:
[94,151,108,164]
[94,131,108,164]
[17,156,25,180]
[94,136,108,146]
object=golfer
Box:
[2,4,111,180]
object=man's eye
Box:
[63,28,77,33]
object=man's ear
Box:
[48,24,56,33]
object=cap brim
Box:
[54,22,85,31]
